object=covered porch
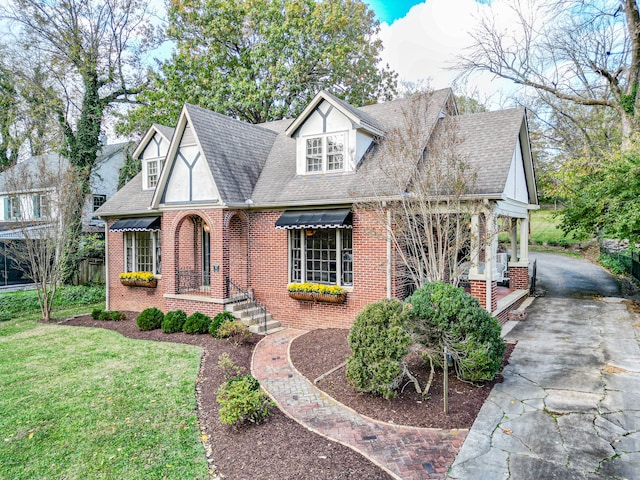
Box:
[467,199,535,319]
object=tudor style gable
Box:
[133,125,174,191]
[285,91,385,176]
[152,107,222,208]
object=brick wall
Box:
[247,208,389,330]
[470,279,497,312]
[106,219,166,312]
[509,265,529,290]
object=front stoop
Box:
[225,298,283,335]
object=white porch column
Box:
[510,218,518,263]
[469,213,480,276]
[519,215,529,264]
[485,210,498,312]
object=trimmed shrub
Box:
[136,307,164,331]
[216,320,251,343]
[99,310,126,321]
[210,311,236,337]
[346,299,412,399]
[216,375,274,426]
[91,308,103,320]
[162,310,187,334]
[183,312,211,334]
[406,281,505,382]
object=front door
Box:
[202,228,211,286]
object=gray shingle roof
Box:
[94,172,154,216]
[185,104,279,204]
[98,89,530,217]
[153,124,175,142]
[251,88,453,204]
[449,108,526,196]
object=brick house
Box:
[96,89,538,332]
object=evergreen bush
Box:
[136,307,164,331]
[183,312,211,334]
[216,375,273,426]
[345,299,412,399]
[209,311,236,336]
[406,281,505,382]
[162,310,187,333]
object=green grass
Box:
[0,321,208,479]
[499,208,589,247]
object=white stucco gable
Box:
[151,108,221,208]
[285,91,384,176]
[502,136,529,204]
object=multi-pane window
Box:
[147,160,159,188]
[5,196,20,220]
[305,133,345,173]
[305,138,323,172]
[93,194,106,212]
[289,228,353,286]
[124,231,161,274]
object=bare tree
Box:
[358,91,481,295]
[3,157,84,321]
[458,0,640,145]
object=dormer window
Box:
[305,133,345,173]
[144,159,164,190]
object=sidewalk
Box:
[252,329,467,480]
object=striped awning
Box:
[275,209,352,229]
[109,216,161,232]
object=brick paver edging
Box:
[251,329,468,480]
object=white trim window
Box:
[146,159,164,188]
[4,196,21,220]
[124,231,161,274]
[92,194,106,212]
[305,133,345,173]
[289,228,352,286]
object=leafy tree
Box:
[558,140,640,242]
[0,64,21,170]
[119,0,397,133]
[1,0,158,187]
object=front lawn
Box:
[0,321,208,479]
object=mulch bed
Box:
[61,314,393,480]
[290,329,515,429]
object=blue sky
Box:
[364,1,425,24]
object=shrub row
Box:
[91,308,126,321]
[136,308,250,340]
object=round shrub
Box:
[406,281,505,382]
[136,307,164,331]
[345,298,412,399]
[98,310,125,321]
[183,312,211,334]
[210,311,236,337]
[162,309,187,334]
[216,375,274,426]
[216,320,251,343]
[91,308,103,320]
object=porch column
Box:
[510,218,518,263]
[485,210,498,313]
[469,213,480,276]
[508,214,530,291]
[519,216,529,264]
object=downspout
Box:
[104,222,109,311]
[386,206,392,299]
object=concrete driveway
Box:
[448,252,640,479]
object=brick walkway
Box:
[251,329,468,480]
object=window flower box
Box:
[119,272,157,288]
[287,283,346,304]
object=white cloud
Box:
[378,0,526,106]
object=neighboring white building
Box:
[0,142,131,285]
